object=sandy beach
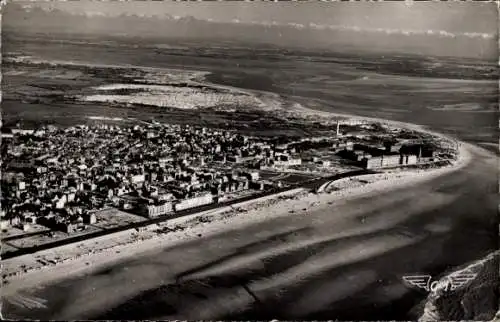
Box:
[1,128,472,298]
[0,62,480,314]
[4,139,487,320]
[1,62,473,294]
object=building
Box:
[139,202,174,218]
[332,141,354,153]
[227,155,240,163]
[235,178,249,191]
[250,181,265,190]
[318,160,331,167]
[83,213,97,224]
[244,171,260,181]
[273,154,302,167]
[384,141,403,153]
[157,192,174,202]
[59,222,78,234]
[213,154,226,163]
[130,174,146,185]
[353,144,385,157]
[174,193,213,212]
[401,154,418,165]
[11,129,35,135]
[363,154,402,169]
[54,195,67,209]
[381,154,401,167]
[353,150,365,162]
[399,144,435,160]
[159,157,174,166]
[0,220,9,230]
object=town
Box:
[1,119,458,257]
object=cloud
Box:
[463,32,495,39]
[15,3,496,41]
[233,19,495,40]
[287,23,305,29]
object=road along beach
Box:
[1,108,472,300]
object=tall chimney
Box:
[336,121,340,136]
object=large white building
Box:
[174,193,213,212]
[139,202,174,218]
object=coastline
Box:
[1,64,474,299]
[1,132,472,298]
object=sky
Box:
[6,1,499,59]
[23,0,497,34]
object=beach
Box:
[1,116,473,300]
[5,137,492,320]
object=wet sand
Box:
[3,141,497,320]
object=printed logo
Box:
[402,271,477,294]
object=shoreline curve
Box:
[1,63,478,301]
